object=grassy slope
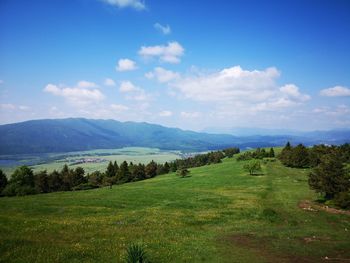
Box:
[0,157,349,262]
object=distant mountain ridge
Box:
[0,118,349,155]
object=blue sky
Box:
[0,0,350,131]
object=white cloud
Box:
[280,84,310,102]
[171,66,310,113]
[0,103,30,111]
[313,105,350,116]
[101,0,145,10]
[119,81,140,93]
[154,23,171,35]
[320,86,350,97]
[76,80,98,88]
[18,105,30,111]
[159,110,172,117]
[138,41,184,64]
[110,103,129,111]
[145,67,180,83]
[181,111,201,118]
[0,103,16,110]
[0,80,3,85]
[104,78,116,86]
[43,81,105,107]
[119,81,152,102]
[116,58,137,72]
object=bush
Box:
[243,160,262,175]
[124,243,149,263]
[2,183,37,196]
[333,192,350,209]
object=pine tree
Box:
[308,153,350,199]
[269,148,275,157]
[0,169,8,193]
[106,161,115,177]
[279,142,293,166]
[290,144,309,168]
[118,161,130,182]
[145,160,158,178]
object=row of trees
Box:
[0,147,240,197]
[237,147,275,161]
[279,142,350,168]
[279,142,350,208]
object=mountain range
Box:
[0,118,349,155]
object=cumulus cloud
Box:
[76,80,98,88]
[116,58,137,71]
[145,67,180,83]
[138,42,184,64]
[110,103,129,111]
[159,110,172,117]
[101,0,145,10]
[320,86,350,97]
[119,81,140,93]
[104,78,116,86]
[43,81,105,107]
[280,84,310,102]
[119,81,151,101]
[171,66,310,113]
[154,23,171,35]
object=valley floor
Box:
[0,157,349,262]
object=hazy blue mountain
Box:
[0,118,349,155]
[0,118,239,154]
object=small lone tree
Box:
[243,160,262,175]
[177,167,190,178]
[308,153,349,200]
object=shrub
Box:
[333,192,350,209]
[124,243,149,263]
[2,183,36,196]
[177,167,190,178]
[243,160,262,175]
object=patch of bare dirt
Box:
[222,234,318,263]
[298,200,350,216]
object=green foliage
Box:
[34,170,49,193]
[243,160,262,175]
[222,147,240,158]
[145,160,158,178]
[176,167,190,178]
[308,153,349,199]
[237,148,272,161]
[333,191,350,209]
[0,169,8,194]
[124,243,149,263]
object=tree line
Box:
[237,147,275,161]
[0,147,240,197]
[279,142,350,208]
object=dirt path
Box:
[298,200,350,216]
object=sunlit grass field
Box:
[0,147,182,175]
[0,155,349,262]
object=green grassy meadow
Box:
[0,155,349,262]
[0,147,182,175]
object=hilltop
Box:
[0,154,349,262]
